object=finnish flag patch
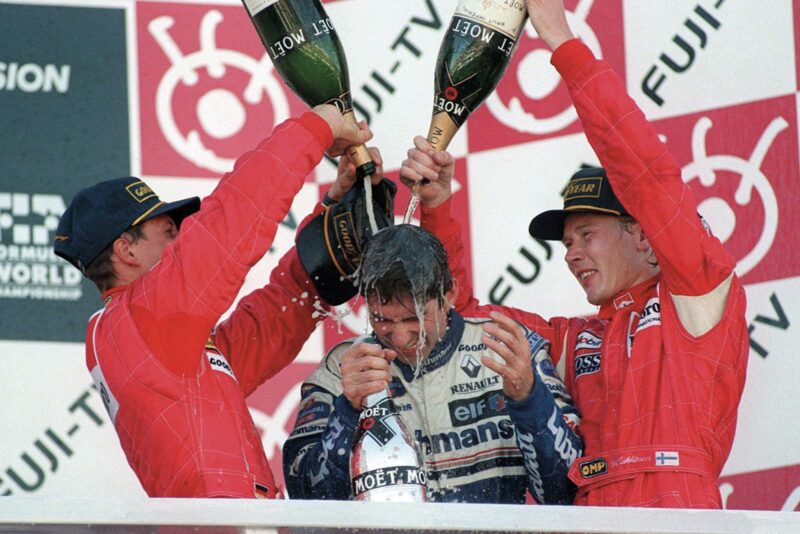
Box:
[655,451,680,467]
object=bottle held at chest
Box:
[351,390,428,501]
[350,337,428,502]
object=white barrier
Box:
[0,498,798,533]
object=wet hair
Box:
[359,224,453,307]
[85,224,146,293]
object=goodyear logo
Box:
[125,181,157,203]
[564,177,603,202]
[332,211,361,270]
[579,458,607,479]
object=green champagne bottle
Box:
[241,0,375,180]
[404,0,527,222]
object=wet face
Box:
[562,213,654,306]
[367,292,451,366]
[128,215,178,272]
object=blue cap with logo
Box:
[528,166,629,241]
[54,177,200,274]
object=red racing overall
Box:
[85,113,332,497]
[425,40,749,508]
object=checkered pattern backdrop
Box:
[0,0,798,510]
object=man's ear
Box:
[112,235,139,267]
[634,223,654,256]
[445,277,460,310]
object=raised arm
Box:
[131,107,373,376]
[528,0,736,334]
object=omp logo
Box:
[0,62,70,93]
[574,352,601,378]
[682,115,785,277]
[142,7,291,175]
[0,192,82,301]
[579,458,607,479]
[125,181,156,203]
[448,390,507,427]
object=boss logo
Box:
[575,353,601,378]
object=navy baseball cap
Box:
[528,167,629,241]
[54,177,200,273]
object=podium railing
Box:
[0,498,798,533]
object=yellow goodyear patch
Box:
[579,458,608,479]
[125,180,157,203]
[564,177,603,201]
[332,211,361,270]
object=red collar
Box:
[101,285,127,307]
[598,275,659,320]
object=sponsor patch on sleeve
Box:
[525,329,547,356]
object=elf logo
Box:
[449,391,507,426]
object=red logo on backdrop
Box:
[137,3,307,178]
[654,95,800,285]
[467,0,625,154]
[719,464,800,510]
[321,160,474,349]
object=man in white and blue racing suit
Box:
[283,224,582,503]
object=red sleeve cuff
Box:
[550,38,596,84]
[298,111,334,154]
[420,197,453,227]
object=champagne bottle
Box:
[350,336,427,502]
[403,0,528,223]
[242,0,378,228]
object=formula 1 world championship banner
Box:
[0,0,798,511]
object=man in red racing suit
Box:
[54,107,373,497]
[406,0,749,508]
